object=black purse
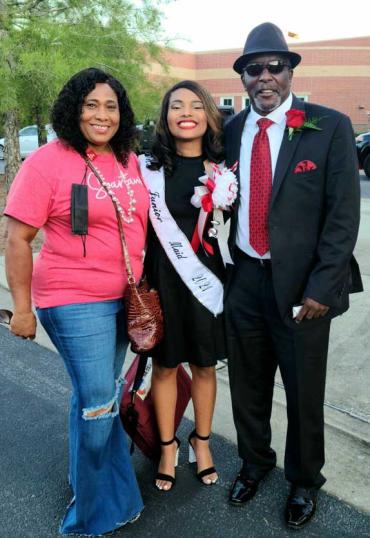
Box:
[71,183,88,236]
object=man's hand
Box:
[10,311,37,339]
[295,298,329,323]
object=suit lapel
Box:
[271,96,305,206]
[229,108,248,210]
[226,108,248,251]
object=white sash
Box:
[139,155,223,316]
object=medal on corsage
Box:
[190,161,238,266]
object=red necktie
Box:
[249,118,274,256]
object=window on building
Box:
[296,95,309,102]
[242,97,250,109]
[220,97,234,107]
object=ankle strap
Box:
[160,436,180,446]
[191,430,210,441]
[160,438,175,446]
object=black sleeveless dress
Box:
[144,155,226,368]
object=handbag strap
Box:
[131,354,149,402]
[84,157,136,285]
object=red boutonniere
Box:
[285,109,323,141]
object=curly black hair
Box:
[149,80,224,175]
[51,67,137,165]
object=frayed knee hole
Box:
[83,404,114,418]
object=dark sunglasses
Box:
[0,309,13,325]
[243,60,291,77]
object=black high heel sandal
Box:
[188,430,218,485]
[154,436,180,491]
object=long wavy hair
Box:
[149,80,224,174]
[51,67,137,165]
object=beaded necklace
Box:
[86,151,137,224]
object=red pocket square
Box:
[294,160,317,173]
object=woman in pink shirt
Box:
[4,68,147,536]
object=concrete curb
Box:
[0,258,7,291]
[215,363,370,449]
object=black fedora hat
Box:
[233,22,301,74]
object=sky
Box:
[159,0,370,51]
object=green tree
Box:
[0,0,169,189]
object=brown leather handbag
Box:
[125,277,164,354]
[85,158,164,354]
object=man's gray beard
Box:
[256,99,281,114]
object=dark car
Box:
[136,122,155,154]
[356,132,370,179]
[218,105,235,126]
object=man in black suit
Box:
[224,22,363,529]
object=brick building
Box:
[152,35,370,133]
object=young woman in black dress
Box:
[141,80,226,491]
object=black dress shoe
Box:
[285,486,318,529]
[229,468,272,506]
[229,474,259,505]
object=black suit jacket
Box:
[224,95,363,323]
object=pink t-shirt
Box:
[5,140,149,308]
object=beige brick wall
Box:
[156,35,370,132]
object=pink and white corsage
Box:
[190,161,238,266]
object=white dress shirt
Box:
[236,93,293,259]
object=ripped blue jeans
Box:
[37,299,143,536]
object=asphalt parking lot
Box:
[1,326,370,538]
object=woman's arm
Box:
[5,217,39,339]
